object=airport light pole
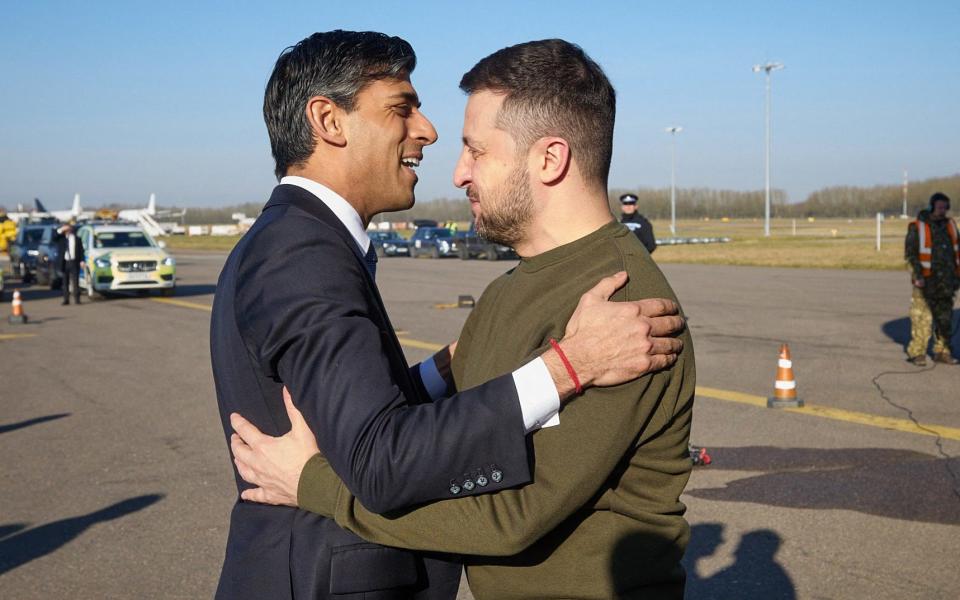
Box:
[902,169,909,218]
[753,61,784,237]
[665,126,682,235]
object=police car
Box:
[76,222,176,299]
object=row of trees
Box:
[785,174,960,218]
[9,174,954,224]
[382,173,960,222]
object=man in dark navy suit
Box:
[211,30,684,600]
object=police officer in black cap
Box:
[619,193,657,253]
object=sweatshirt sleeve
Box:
[298,369,675,556]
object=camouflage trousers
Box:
[907,287,956,357]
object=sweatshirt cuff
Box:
[297,453,340,518]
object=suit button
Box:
[449,484,461,495]
[463,479,475,491]
[491,469,503,483]
[476,475,488,487]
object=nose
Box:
[411,110,438,147]
[453,147,472,189]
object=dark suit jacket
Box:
[56,233,84,272]
[621,213,657,254]
[210,184,533,600]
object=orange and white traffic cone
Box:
[8,289,28,324]
[767,343,802,408]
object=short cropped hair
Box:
[930,192,951,209]
[459,39,616,186]
[264,30,416,180]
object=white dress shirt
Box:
[65,233,76,261]
[278,176,560,432]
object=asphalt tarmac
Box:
[1,251,957,599]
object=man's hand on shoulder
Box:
[544,271,685,399]
[230,387,320,507]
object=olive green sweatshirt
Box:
[299,221,695,599]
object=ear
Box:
[305,96,347,147]
[532,137,570,185]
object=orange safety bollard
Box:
[8,289,28,324]
[768,343,803,408]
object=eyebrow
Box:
[387,91,421,108]
[462,135,484,149]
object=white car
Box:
[76,223,176,299]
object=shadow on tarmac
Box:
[683,523,795,600]
[882,309,960,358]
[0,494,164,576]
[169,283,217,297]
[686,447,959,525]
[0,413,70,435]
[7,283,63,302]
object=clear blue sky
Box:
[2,1,958,210]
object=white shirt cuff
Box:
[418,356,449,401]
[513,357,561,433]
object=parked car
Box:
[9,223,58,282]
[411,219,439,228]
[409,227,459,258]
[369,231,410,257]
[75,223,176,299]
[34,225,64,289]
[456,223,517,261]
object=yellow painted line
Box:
[0,333,36,341]
[432,303,459,310]
[149,298,443,355]
[697,385,960,442]
[151,298,212,312]
[397,337,444,352]
[139,297,960,441]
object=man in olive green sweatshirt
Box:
[232,39,695,599]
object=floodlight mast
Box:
[753,61,784,237]
[665,126,683,235]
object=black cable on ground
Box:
[871,363,960,502]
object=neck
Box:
[514,185,614,257]
[287,162,372,226]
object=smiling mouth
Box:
[401,157,421,169]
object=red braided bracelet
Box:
[549,338,582,395]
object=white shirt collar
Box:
[279,176,370,254]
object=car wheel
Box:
[430,247,440,259]
[459,246,470,260]
[486,245,499,260]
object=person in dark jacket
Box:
[905,192,959,365]
[619,193,657,253]
[56,222,84,305]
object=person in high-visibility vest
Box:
[905,192,960,365]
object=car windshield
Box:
[420,228,452,239]
[23,228,47,245]
[95,231,154,248]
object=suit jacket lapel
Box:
[263,185,410,363]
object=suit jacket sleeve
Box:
[638,216,657,253]
[297,361,691,556]
[235,215,531,514]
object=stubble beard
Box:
[473,163,533,247]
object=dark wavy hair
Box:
[264,30,416,180]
